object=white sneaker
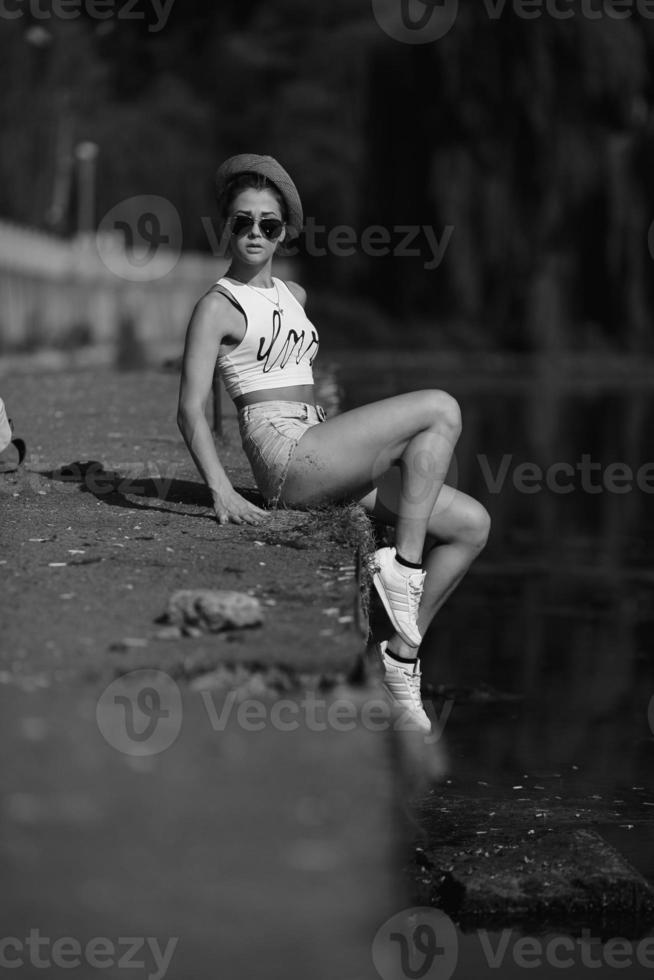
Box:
[379,641,432,734]
[370,546,424,648]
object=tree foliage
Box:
[1,2,653,349]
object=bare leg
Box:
[358,475,491,658]
[280,390,462,563]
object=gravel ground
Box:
[0,368,371,687]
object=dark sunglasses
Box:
[229,215,285,240]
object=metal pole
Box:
[75,141,99,236]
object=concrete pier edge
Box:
[3,367,654,974]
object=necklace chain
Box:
[247,281,283,315]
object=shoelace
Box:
[408,669,423,709]
[384,658,422,708]
[407,574,425,617]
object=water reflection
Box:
[336,352,654,975]
[335,352,654,800]
[456,928,654,979]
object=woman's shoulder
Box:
[187,284,245,337]
[278,279,307,308]
[197,282,245,315]
[207,279,241,303]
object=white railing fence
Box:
[0,219,293,359]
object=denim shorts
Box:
[237,400,327,507]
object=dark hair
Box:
[219,173,288,223]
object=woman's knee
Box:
[433,499,490,551]
[419,389,462,439]
[460,501,491,551]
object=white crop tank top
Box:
[214,277,319,400]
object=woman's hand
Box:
[212,488,268,526]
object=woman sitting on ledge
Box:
[177,153,490,734]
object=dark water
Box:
[327,351,654,976]
[328,351,654,789]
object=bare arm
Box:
[177,291,267,525]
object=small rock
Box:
[109,637,149,652]
[163,589,263,633]
[280,537,311,550]
[181,625,203,638]
[153,626,183,640]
